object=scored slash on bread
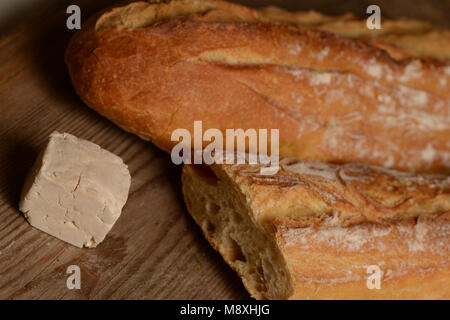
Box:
[65,0,450,173]
[182,159,450,299]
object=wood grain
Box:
[0,0,447,299]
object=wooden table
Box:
[0,0,447,299]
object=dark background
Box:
[1,0,449,35]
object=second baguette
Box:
[182,158,450,299]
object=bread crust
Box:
[182,159,450,299]
[276,213,450,299]
[65,0,450,173]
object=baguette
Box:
[181,158,450,299]
[65,0,450,173]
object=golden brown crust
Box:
[222,158,450,225]
[370,30,450,61]
[65,0,450,173]
[182,160,450,299]
[277,213,450,299]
